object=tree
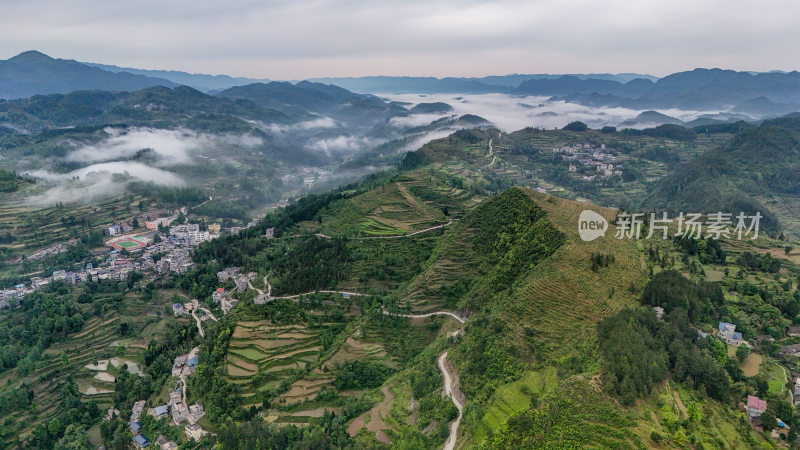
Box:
[563,121,588,132]
[686,401,702,423]
[672,426,689,446]
[736,345,750,362]
[55,424,93,449]
[761,409,777,431]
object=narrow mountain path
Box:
[439,351,464,450]
[198,307,218,322]
[273,290,371,300]
[314,219,453,240]
[191,310,204,338]
[247,277,263,295]
[381,307,466,323]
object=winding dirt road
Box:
[438,351,464,450]
[382,307,466,324]
[314,219,453,241]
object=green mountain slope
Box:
[5,119,800,449]
[0,51,177,99]
[645,117,800,236]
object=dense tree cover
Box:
[644,121,800,235]
[598,309,668,404]
[0,168,26,192]
[20,378,101,449]
[601,125,617,134]
[622,124,697,141]
[465,188,565,290]
[673,235,726,264]
[188,319,241,423]
[562,121,588,131]
[590,252,616,271]
[599,307,734,405]
[333,360,393,390]
[178,260,222,300]
[454,314,523,403]
[738,251,781,273]
[213,401,375,449]
[190,171,393,269]
[407,352,459,435]
[639,269,724,323]
[194,199,250,221]
[270,236,351,295]
[0,282,85,373]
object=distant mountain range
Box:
[547,69,800,115]
[0,51,177,99]
[83,62,271,92]
[2,51,800,118]
[307,73,659,94]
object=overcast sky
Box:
[2,0,799,79]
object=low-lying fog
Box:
[14,95,742,207]
[19,127,261,206]
[380,93,728,131]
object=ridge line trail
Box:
[439,351,464,450]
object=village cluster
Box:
[281,166,333,190]
[553,143,623,181]
[0,208,266,310]
[100,346,208,448]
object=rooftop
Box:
[747,395,767,412]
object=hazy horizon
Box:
[2,0,799,80]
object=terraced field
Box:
[278,334,397,407]
[226,321,324,406]
[0,289,183,441]
[473,368,559,443]
[317,176,449,237]
[501,190,648,352]
[394,225,481,313]
[0,194,147,280]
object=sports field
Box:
[110,237,147,250]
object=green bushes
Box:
[639,269,723,323]
[483,379,639,448]
[333,360,393,390]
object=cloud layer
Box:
[21,127,262,205]
[382,93,720,130]
[1,0,798,79]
